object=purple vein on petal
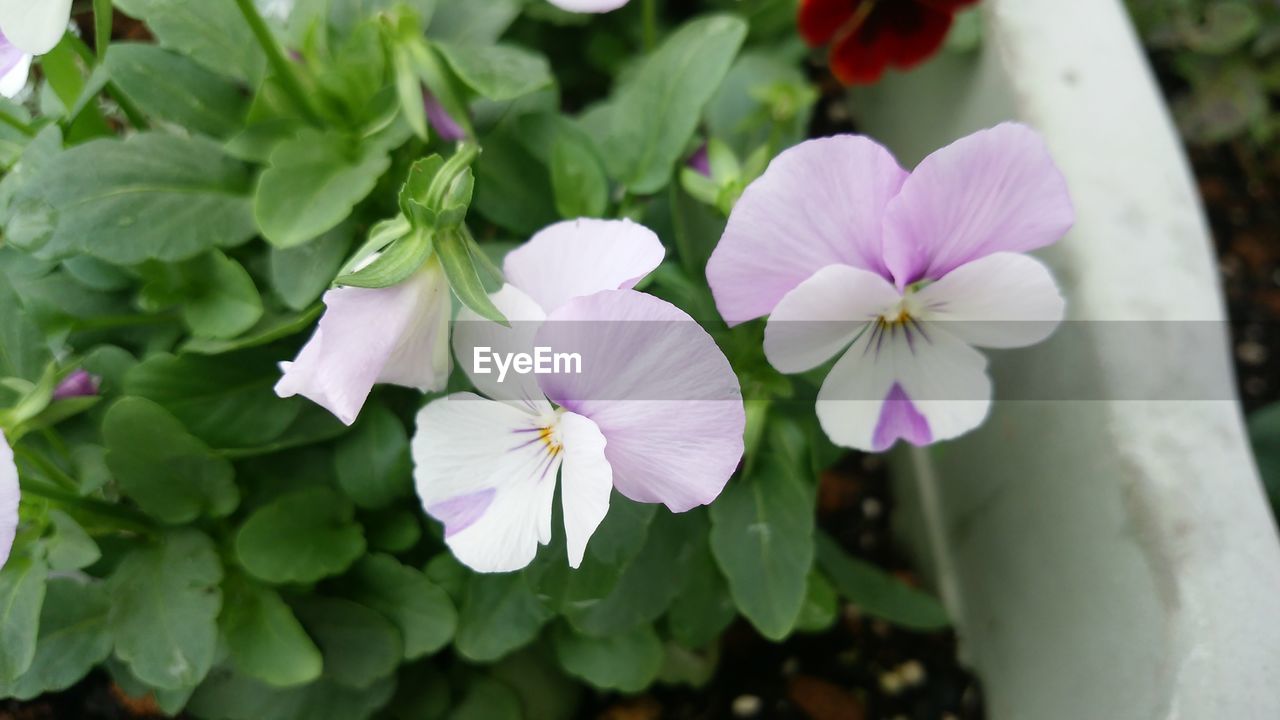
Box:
[871,383,932,451]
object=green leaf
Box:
[293,596,403,689]
[235,487,366,584]
[334,404,412,509]
[0,557,48,682]
[435,42,552,101]
[0,268,50,381]
[491,646,583,720]
[816,533,950,631]
[553,623,663,693]
[183,251,265,339]
[336,228,435,290]
[126,350,303,450]
[550,128,608,219]
[255,129,392,249]
[428,0,522,43]
[1248,402,1280,517]
[365,508,423,553]
[114,0,265,83]
[44,511,101,572]
[27,133,257,264]
[103,397,239,523]
[709,444,815,641]
[221,577,323,688]
[348,554,457,660]
[109,529,223,690]
[455,571,553,662]
[665,532,736,649]
[583,15,747,193]
[0,578,111,700]
[104,44,249,137]
[271,223,353,310]
[188,667,395,720]
[107,657,197,715]
[473,123,558,234]
[436,228,509,325]
[180,308,323,356]
[795,571,838,633]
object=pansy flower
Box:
[414,219,745,573]
[1,430,18,570]
[707,123,1073,452]
[275,258,452,426]
[0,0,72,56]
[0,32,31,98]
[799,0,978,85]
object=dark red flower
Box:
[799,0,979,85]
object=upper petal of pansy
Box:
[764,264,902,374]
[882,123,1074,287]
[914,252,1065,349]
[706,136,908,326]
[535,290,745,512]
[0,0,72,55]
[816,322,990,452]
[276,266,445,426]
[546,0,630,12]
[1,430,18,570]
[503,219,665,315]
[453,283,548,406]
[412,393,563,573]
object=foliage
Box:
[0,0,947,716]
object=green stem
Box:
[72,311,178,333]
[642,0,657,50]
[13,446,79,492]
[64,32,150,130]
[21,480,155,535]
[231,0,321,125]
[0,109,34,137]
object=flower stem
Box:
[231,0,321,125]
[642,0,657,51]
[0,109,34,137]
[21,479,155,535]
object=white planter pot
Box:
[851,1,1280,718]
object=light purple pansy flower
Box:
[707,123,1073,452]
[0,0,72,55]
[53,369,100,400]
[414,219,745,573]
[276,258,452,426]
[0,430,18,571]
[547,0,631,13]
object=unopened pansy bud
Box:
[425,92,467,143]
[687,143,712,177]
[0,430,17,571]
[53,369,100,400]
[276,257,452,425]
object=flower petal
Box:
[914,252,1065,348]
[817,322,990,451]
[0,430,17,570]
[0,34,30,98]
[546,0,630,13]
[798,0,859,48]
[558,412,612,568]
[707,136,907,325]
[828,1,953,85]
[412,393,561,573]
[276,267,445,426]
[377,260,453,391]
[764,264,901,374]
[882,123,1075,286]
[453,284,548,407]
[503,218,665,315]
[536,290,744,512]
[0,0,72,55]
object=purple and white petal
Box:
[503,219,665,315]
[276,265,447,426]
[914,252,1066,348]
[707,136,908,325]
[546,0,631,13]
[377,260,453,391]
[536,290,744,512]
[453,283,548,407]
[557,411,612,568]
[882,123,1074,287]
[0,430,17,570]
[0,33,30,98]
[0,0,73,55]
[412,393,562,573]
[764,264,901,374]
[817,323,990,452]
